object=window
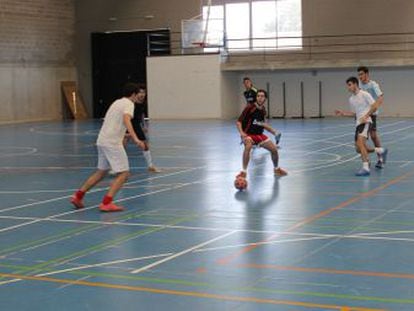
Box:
[202,0,302,51]
[202,5,224,48]
[225,3,250,50]
[252,1,277,49]
[276,0,302,49]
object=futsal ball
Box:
[234,177,248,191]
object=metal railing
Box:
[150,31,414,64]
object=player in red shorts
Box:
[236,89,287,178]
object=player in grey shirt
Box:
[358,66,386,168]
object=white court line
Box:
[0,183,190,194]
[3,214,414,238]
[286,120,407,150]
[38,253,174,277]
[291,198,414,265]
[193,236,334,253]
[0,215,229,232]
[130,230,238,274]
[193,233,414,254]
[290,154,360,174]
[352,230,414,236]
[0,166,196,171]
[0,209,165,258]
[290,123,414,173]
[302,123,414,155]
[57,275,90,290]
[0,180,202,234]
[342,235,414,243]
[0,166,203,214]
[0,220,41,233]
[0,147,38,158]
[283,120,407,132]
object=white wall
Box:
[148,58,414,119]
[147,54,224,119]
[235,67,414,118]
[221,72,240,119]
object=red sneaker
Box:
[99,202,124,212]
[70,196,84,209]
[274,167,288,176]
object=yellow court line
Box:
[0,273,385,311]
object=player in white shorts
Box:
[70,83,145,212]
[358,66,387,168]
[335,77,388,176]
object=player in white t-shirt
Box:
[70,83,145,212]
[335,77,388,176]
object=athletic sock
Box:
[363,162,370,171]
[143,150,153,167]
[374,147,384,161]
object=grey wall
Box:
[235,67,414,117]
[75,0,414,117]
[303,0,414,36]
[0,0,76,123]
[2,1,412,123]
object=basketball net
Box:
[181,0,212,49]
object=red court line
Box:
[239,264,414,280]
[216,169,414,265]
[0,272,385,311]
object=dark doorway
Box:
[91,29,170,118]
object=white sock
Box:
[143,150,153,167]
[363,162,369,170]
[374,147,384,154]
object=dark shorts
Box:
[370,115,377,131]
[355,123,372,141]
[133,124,147,141]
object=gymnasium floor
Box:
[0,118,414,311]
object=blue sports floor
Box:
[1,118,414,310]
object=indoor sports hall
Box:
[1,1,414,310]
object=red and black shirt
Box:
[238,104,266,135]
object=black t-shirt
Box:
[238,104,266,135]
[243,87,258,104]
[132,104,145,130]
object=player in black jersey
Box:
[236,89,287,178]
[124,85,160,173]
[242,77,281,144]
[243,77,258,105]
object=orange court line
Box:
[0,272,385,311]
[239,263,414,280]
[216,169,414,265]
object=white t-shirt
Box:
[97,97,134,147]
[360,80,383,116]
[349,90,375,126]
